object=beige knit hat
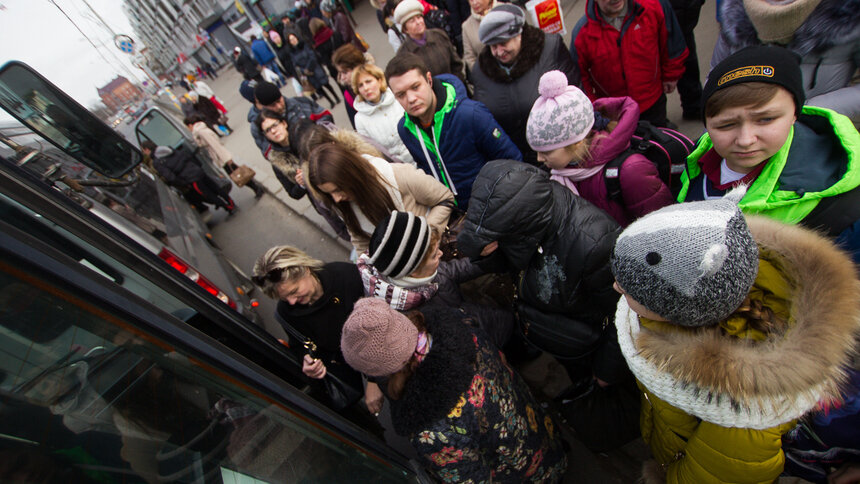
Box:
[394,0,424,31]
[341,298,419,377]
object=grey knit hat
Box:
[611,189,759,327]
[368,211,431,279]
[478,4,525,45]
[341,298,420,377]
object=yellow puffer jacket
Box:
[615,216,860,484]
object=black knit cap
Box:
[702,45,805,118]
[368,211,431,279]
[254,82,282,106]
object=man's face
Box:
[596,0,626,17]
[389,69,435,118]
[257,96,287,115]
[489,35,522,65]
[705,88,796,175]
[282,16,291,25]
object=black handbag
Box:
[303,340,363,411]
[516,302,605,360]
[276,314,363,411]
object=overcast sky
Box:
[0,0,146,109]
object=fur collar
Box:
[476,25,545,83]
[615,216,860,429]
[390,305,477,436]
[720,0,860,56]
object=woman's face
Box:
[536,143,579,170]
[469,0,492,15]
[276,271,323,305]
[705,88,796,174]
[336,65,354,86]
[261,118,289,145]
[404,15,426,39]
[356,73,382,104]
[288,34,299,46]
[318,182,350,203]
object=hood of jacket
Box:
[616,215,860,429]
[353,88,397,116]
[457,160,557,270]
[719,0,860,56]
[588,96,642,167]
[476,24,545,84]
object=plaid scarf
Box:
[357,253,438,310]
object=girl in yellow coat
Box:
[610,189,860,483]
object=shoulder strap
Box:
[604,148,636,203]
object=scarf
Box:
[357,253,438,310]
[413,331,432,364]
[743,0,823,44]
[550,165,604,196]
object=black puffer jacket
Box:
[471,25,580,165]
[457,160,620,357]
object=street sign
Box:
[114,34,135,55]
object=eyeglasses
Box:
[252,267,285,286]
[262,121,284,135]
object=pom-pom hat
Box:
[526,70,594,152]
[341,298,420,377]
[611,188,759,327]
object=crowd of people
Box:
[181,0,860,481]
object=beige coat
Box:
[348,156,454,252]
[461,1,496,69]
[190,121,231,167]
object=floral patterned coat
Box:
[383,305,567,482]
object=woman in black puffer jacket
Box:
[457,159,625,388]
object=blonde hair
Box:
[351,64,387,103]
[253,245,324,299]
[562,118,618,168]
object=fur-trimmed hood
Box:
[615,215,860,429]
[476,24,545,83]
[719,0,860,56]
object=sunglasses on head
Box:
[252,267,285,286]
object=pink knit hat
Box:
[341,298,420,377]
[526,70,594,152]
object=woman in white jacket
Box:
[351,63,416,166]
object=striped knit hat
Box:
[368,211,431,279]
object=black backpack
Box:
[604,121,695,200]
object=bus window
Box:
[0,255,416,483]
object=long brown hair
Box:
[387,310,427,400]
[307,143,397,237]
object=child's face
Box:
[613,281,668,322]
[705,88,796,175]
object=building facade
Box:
[97,76,143,112]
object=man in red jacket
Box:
[570,0,688,127]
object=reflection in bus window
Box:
[0,261,413,483]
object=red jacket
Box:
[571,0,688,112]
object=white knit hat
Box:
[394,0,424,31]
[526,70,594,152]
